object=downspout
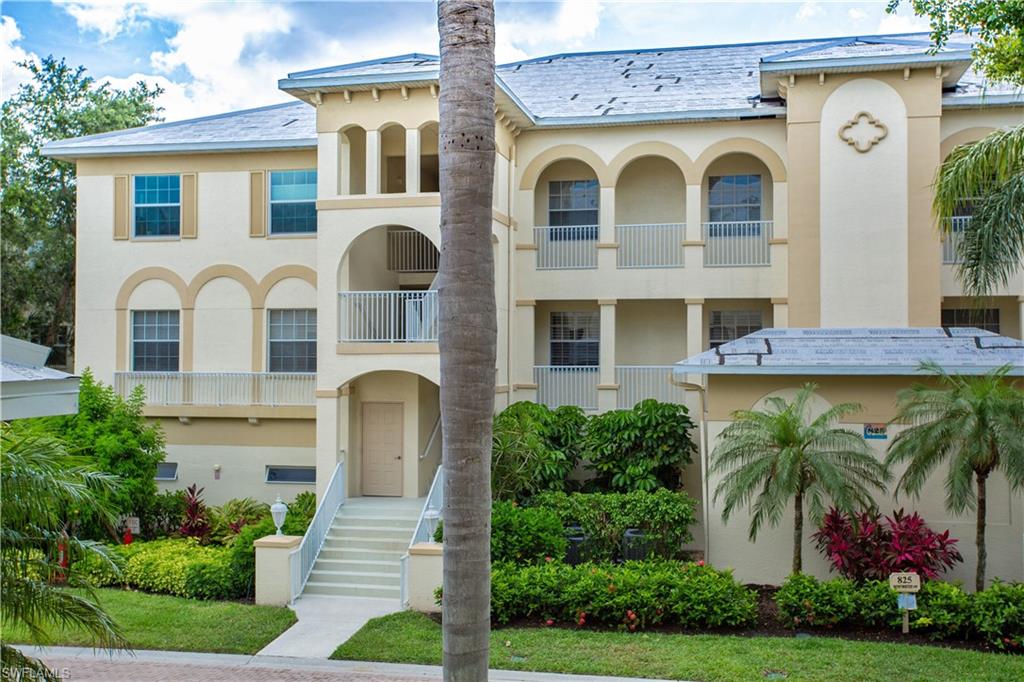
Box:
[672,378,710,563]
[505,141,516,402]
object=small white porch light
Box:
[270,495,288,535]
[424,507,441,541]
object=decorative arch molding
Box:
[518,144,612,190]
[418,120,440,132]
[607,142,697,184]
[115,267,189,311]
[335,223,441,287]
[694,138,788,182]
[940,127,997,161]
[184,264,259,310]
[336,367,441,390]
[255,264,318,309]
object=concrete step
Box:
[311,557,401,573]
[331,515,419,529]
[303,581,400,599]
[317,547,406,563]
[330,525,412,540]
[322,536,408,552]
[308,569,399,586]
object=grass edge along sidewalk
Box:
[331,611,1024,682]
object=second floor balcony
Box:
[114,371,315,407]
[338,290,438,343]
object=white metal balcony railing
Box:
[113,372,315,406]
[387,228,439,273]
[615,366,688,409]
[942,216,971,264]
[338,290,438,343]
[534,366,599,411]
[702,220,773,267]
[616,223,685,268]
[534,225,598,270]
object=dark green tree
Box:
[1,57,162,358]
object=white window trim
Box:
[130,310,181,373]
[547,179,599,227]
[268,169,318,235]
[155,462,179,481]
[265,465,316,484]
[131,174,182,240]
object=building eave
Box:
[41,138,317,161]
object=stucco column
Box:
[317,132,339,199]
[338,131,351,196]
[405,127,420,194]
[598,299,617,412]
[685,184,702,241]
[254,535,301,606]
[513,300,537,403]
[598,186,616,270]
[686,298,704,356]
[365,128,380,194]
[1019,297,1024,340]
[315,391,346,500]
[772,298,789,328]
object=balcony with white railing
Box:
[616,223,685,268]
[113,372,315,406]
[534,365,599,411]
[942,216,970,264]
[615,366,687,409]
[338,290,438,343]
[702,221,773,267]
[534,226,598,270]
[387,227,439,273]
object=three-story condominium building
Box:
[46,32,1023,517]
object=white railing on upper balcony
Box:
[703,220,773,267]
[387,229,439,273]
[616,223,685,268]
[942,216,971,264]
[534,225,598,270]
[290,459,345,602]
[534,366,599,411]
[338,290,438,343]
[615,366,688,409]
[113,372,315,406]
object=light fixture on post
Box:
[270,495,288,535]
[424,507,441,541]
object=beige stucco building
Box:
[46,32,1023,588]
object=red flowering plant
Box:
[812,507,962,582]
[179,484,211,541]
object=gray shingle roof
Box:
[673,328,1024,376]
[44,32,1022,157]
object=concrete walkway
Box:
[258,595,399,658]
[17,646,674,682]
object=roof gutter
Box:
[41,137,318,160]
[672,364,1024,376]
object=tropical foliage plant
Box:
[711,384,889,573]
[886,362,1024,590]
[178,485,211,541]
[491,402,585,501]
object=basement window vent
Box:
[155,462,179,481]
[266,466,316,484]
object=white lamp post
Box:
[270,495,288,535]
[424,507,441,542]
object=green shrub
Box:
[491,402,585,501]
[583,399,696,491]
[490,501,566,564]
[532,489,697,562]
[853,579,900,628]
[209,497,270,543]
[912,580,972,640]
[970,581,1024,651]
[775,574,857,628]
[288,491,317,523]
[143,490,186,538]
[228,507,312,598]
[115,539,239,599]
[486,560,755,630]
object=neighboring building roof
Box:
[44,32,1022,158]
[1,335,80,419]
[672,328,1024,376]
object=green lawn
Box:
[332,611,1024,682]
[2,588,296,655]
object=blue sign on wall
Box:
[864,423,888,440]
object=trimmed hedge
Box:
[491,501,567,564]
[483,560,756,630]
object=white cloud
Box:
[848,8,869,22]
[59,0,142,41]
[877,13,931,35]
[795,1,823,22]
[496,0,605,63]
[1,16,38,99]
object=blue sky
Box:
[2,1,931,122]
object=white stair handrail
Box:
[289,458,345,602]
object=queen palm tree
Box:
[886,362,1024,591]
[934,125,1024,296]
[1,424,127,679]
[436,1,497,680]
[711,384,889,574]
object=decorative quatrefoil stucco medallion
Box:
[838,111,888,153]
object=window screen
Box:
[270,169,317,234]
[155,462,179,481]
[548,180,598,240]
[132,310,180,371]
[266,466,316,484]
[134,175,181,237]
[268,309,317,372]
[709,310,763,349]
[549,311,599,366]
[708,175,762,231]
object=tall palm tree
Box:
[436,1,497,680]
[1,424,128,679]
[934,125,1024,296]
[711,384,889,574]
[886,362,1024,591]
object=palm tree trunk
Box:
[793,491,803,574]
[975,470,988,592]
[437,2,496,681]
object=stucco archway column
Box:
[365,128,380,194]
[598,186,616,270]
[314,387,348,499]
[512,299,537,402]
[685,298,704,386]
[597,299,618,412]
[405,127,420,194]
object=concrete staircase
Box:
[301,497,422,600]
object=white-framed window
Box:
[941,308,1000,334]
[709,310,762,349]
[266,465,316,484]
[550,311,599,366]
[269,169,317,234]
[131,310,180,371]
[133,175,181,237]
[708,174,762,236]
[267,309,317,372]
[548,179,598,239]
[155,462,179,481]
